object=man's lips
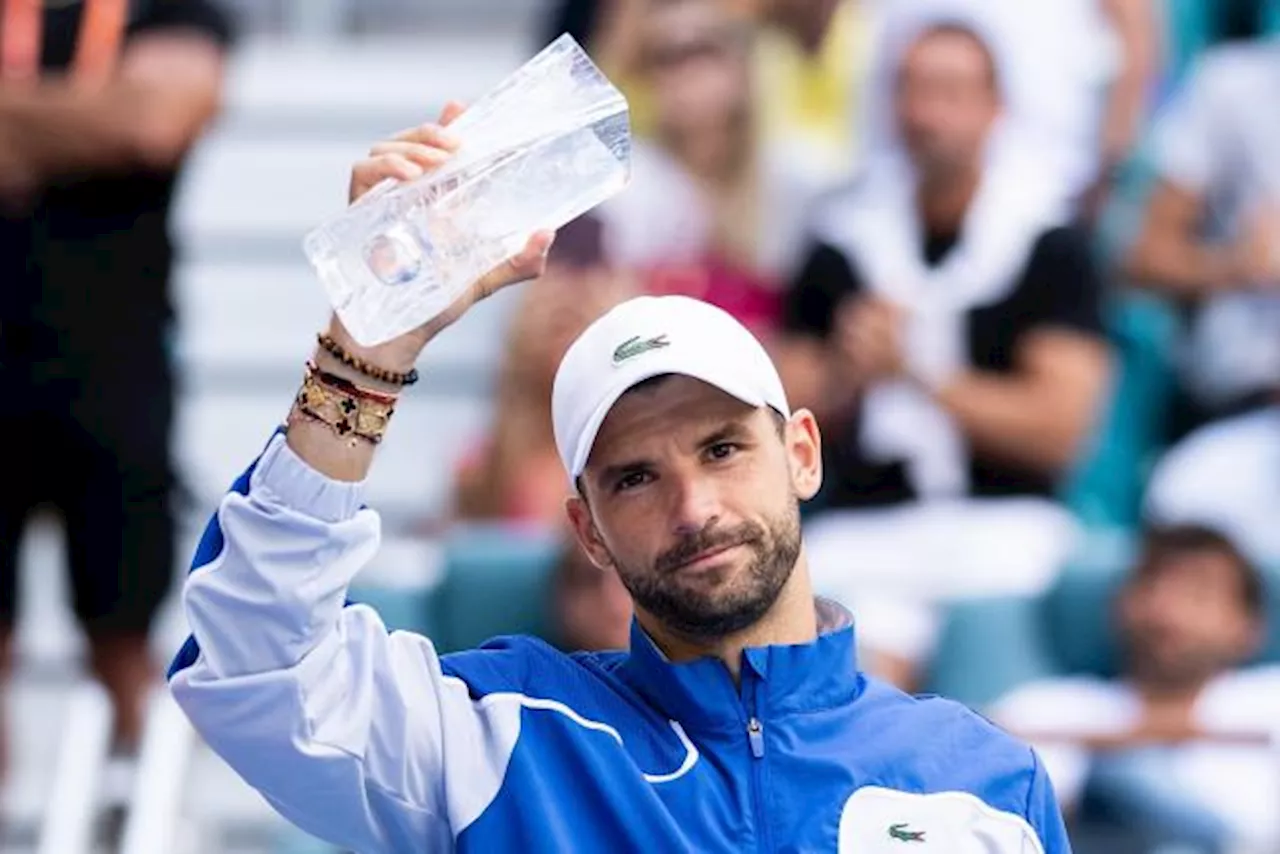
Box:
[669,542,744,573]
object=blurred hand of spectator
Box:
[1227,204,1280,288]
[0,28,223,205]
[830,295,907,387]
[1132,183,1280,297]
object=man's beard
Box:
[611,497,803,641]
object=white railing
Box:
[120,688,200,854]
[36,680,115,854]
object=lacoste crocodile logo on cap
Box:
[612,334,670,365]
[888,823,926,843]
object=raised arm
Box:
[168,107,555,852]
[1123,51,1280,297]
[927,228,1113,476]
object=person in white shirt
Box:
[992,524,1280,853]
[1124,42,1280,437]
[856,0,1152,212]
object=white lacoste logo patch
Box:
[836,786,1046,853]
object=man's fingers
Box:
[522,230,557,262]
[503,231,557,283]
[856,305,899,341]
[438,100,467,127]
[367,140,452,171]
[390,122,461,152]
[362,152,425,184]
[348,153,425,203]
[474,231,557,298]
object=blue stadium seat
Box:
[1060,293,1180,530]
[346,580,442,639]
[925,596,1059,709]
[430,523,564,654]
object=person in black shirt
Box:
[778,22,1112,688]
[0,0,233,776]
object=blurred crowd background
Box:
[2,0,1280,852]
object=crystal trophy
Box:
[302,34,633,347]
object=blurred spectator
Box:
[451,264,633,527]
[591,0,863,177]
[860,0,1157,214]
[993,525,1280,854]
[1124,42,1280,439]
[778,23,1112,688]
[750,0,868,172]
[1145,403,1280,568]
[578,0,832,339]
[548,541,633,652]
[0,0,232,778]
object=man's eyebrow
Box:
[698,419,753,447]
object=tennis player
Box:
[169,104,1071,853]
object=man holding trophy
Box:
[168,88,1070,854]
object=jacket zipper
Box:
[744,677,772,851]
[747,716,764,758]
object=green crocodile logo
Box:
[888,823,926,843]
[612,334,670,365]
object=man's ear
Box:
[566,494,615,569]
[785,408,823,501]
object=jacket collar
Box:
[616,598,863,731]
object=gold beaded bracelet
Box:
[289,361,398,446]
[317,333,419,387]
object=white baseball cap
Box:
[551,295,791,481]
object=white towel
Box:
[813,121,1071,497]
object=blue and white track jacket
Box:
[169,434,1071,853]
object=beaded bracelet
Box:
[290,361,398,446]
[317,332,420,387]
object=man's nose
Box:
[668,471,721,537]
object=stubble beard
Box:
[612,496,803,642]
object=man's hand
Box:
[330,100,555,373]
[830,296,907,387]
[1227,205,1280,288]
[291,101,555,482]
